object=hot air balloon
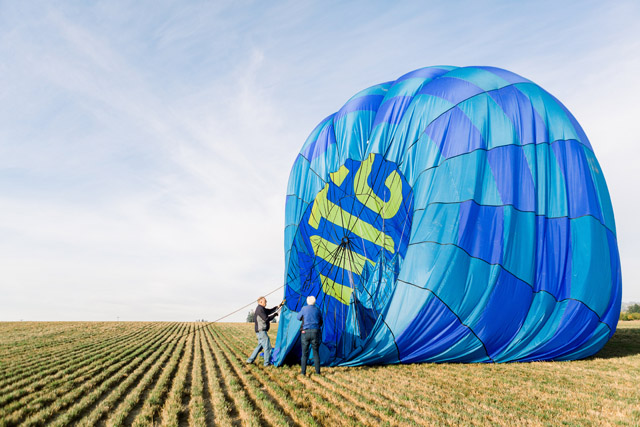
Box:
[273,66,621,366]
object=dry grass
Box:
[1,320,638,426]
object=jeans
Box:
[301,329,320,374]
[247,331,272,366]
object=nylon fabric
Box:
[274,65,622,366]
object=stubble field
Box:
[0,321,639,426]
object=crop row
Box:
[0,323,150,370]
[0,324,168,411]
[0,324,159,398]
[1,324,183,426]
[2,321,638,426]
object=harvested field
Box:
[1,321,639,426]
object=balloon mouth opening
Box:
[340,236,350,245]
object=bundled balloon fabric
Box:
[273,66,622,366]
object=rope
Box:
[164,284,285,342]
[208,285,284,324]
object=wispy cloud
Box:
[1,0,638,320]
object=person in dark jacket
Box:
[247,296,283,366]
[297,295,323,375]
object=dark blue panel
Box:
[487,145,536,211]
[551,141,602,222]
[522,300,600,361]
[395,67,451,83]
[601,229,622,333]
[425,107,486,158]
[302,119,337,161]
[354,300,378,340]
[418,76,484,105]
[396,293,487,362]
[318,288,348,356]
[334,95,385,122]
[457,201,504,265]
[534,216,571,299]
[371,96,414,127]
[487,85,548,145]
[472,269,532,357]
[477,66,530,85]
[285,285,306,310]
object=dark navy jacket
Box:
[254,305,278,332]
[297,305,323,330]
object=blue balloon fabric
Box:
[273,66,622,366]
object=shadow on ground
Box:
[591,322,640,359]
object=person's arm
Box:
[267,305,282,315]
[266,300,286,316]
[297,308,306,330]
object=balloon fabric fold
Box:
[274,65,622,366]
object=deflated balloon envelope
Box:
[273,65,622,366]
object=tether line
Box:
[158,284,286,343]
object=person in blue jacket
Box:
[297,295,323,375]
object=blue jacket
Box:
[297,305,323,330]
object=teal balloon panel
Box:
[273,66,621,366]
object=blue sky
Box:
[1,0,638,320]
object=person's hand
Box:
[279,299,286,307]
